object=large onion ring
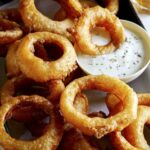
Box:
[0,19,23,44]
[106,94,150,150]
[16,32,77,82]
[0,95,63,150]
[72,6,125,55]
[60,75,138,138]
[19,0,73,39]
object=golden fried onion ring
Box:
[106,94,150,150]
[16,32,77,82]
[0,19,22,44]
[0,95,63,150]
[19,0,73,39]
[60,75,138,138]
[72,6,125,55]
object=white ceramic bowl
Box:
[77,20,150,83]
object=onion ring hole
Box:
[5,101,50,141]
[34,42,64,61]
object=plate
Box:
[0,0,150,149]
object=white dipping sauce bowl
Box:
[77,20,150,83]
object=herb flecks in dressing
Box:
[77,28,145,78]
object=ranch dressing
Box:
[77,27,145,78]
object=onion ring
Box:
[16,32,77,82]
[71,6,125,55]
[60,75,138,138]
[19,0,73,39]
[0,95,63,150]
[0,19,23,44]
[56,0,118,18]
[106,94,150,150]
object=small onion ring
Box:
[106,94,150,150]
[0,19,23,44]
[60,75,138,138]
[16,32,77,82]
[19,0,73,39]
[0,95,63,150]
[72,6,125,55]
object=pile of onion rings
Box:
[1,0,149,150]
